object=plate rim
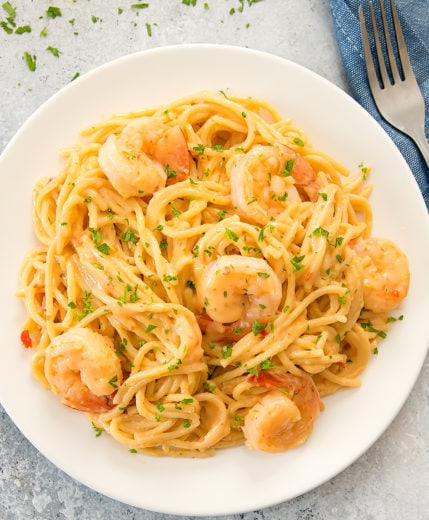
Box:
[1,43,428,516]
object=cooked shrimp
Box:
[98,117,190,198]
[229,143,319,225]
[196,313,248,342]
[44,327,123,413]
[196,255,282,332]
[243,369,322,453]
[350,237,409,313]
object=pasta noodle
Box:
[17,91,409,457]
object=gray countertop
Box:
[0,1,427,519]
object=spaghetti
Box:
[17,91,409,456]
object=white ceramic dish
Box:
[1,44,428,517]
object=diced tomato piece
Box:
[20,330,32,348]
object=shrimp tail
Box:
[196,313,248,342]
[62,386,115,413]
[249,369,323,413]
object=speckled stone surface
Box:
[0,1,428,519]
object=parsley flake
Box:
[280,158,295,176]
[293,137,305,147]
[121,229,139,244]
[291,255,305,271]
[251,320,266,336]
[221,343,233,359]
[96,243,111,255]
[15,25,31,34]
[108,375,118,388]
[92,423,103,437]
[24,51,36,71]
[46,46,60,57]
[225,228,239,242]
[46,6,62,19]
[257,272,270,279]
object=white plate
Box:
[1,44,428,517]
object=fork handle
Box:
[411,128,429,170]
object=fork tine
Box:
[359,0,429,167]
[369,1,390,89]
[358,5,380,90]
[379,0,401,83]
[389,0,413,78]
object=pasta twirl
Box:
[17,91,409,457]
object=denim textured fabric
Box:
[330,0,429,209]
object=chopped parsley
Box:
[76,291,94,320]
[46,46,60,57]
[121,229,139,244]
[293,137,305,147]
[119,284,139,304]
[260,358,274,370]
[108,375,118,388]
[202,381,216,392]
[89,227,102,243]
[358,162,369,178]
[291,255,305,271]
[23,51,36,71]
[2,1,16,18]
[225,228,239,242]
[247,365,259,376]
[360,320,387,339]
[163,274,178,283]
[257,271,270,279]
[165,164,177,179]
[193,143,206,156]
[386,315,404,323]
[1,21,13,34]
[96,242,111,255]
[46,6,62,19]
[170,202,182,217]
[312,226,330,238]
[92,423,103,437]
[280,158,295,177]
[221,343,233,359]
[15,25,31,34]
[145,324,157,334]
[89,227,110,255]
[251,319,266,336]
[186,279,196,290]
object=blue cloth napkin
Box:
[330,0,429,209]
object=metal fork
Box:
[359,0,429,167]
